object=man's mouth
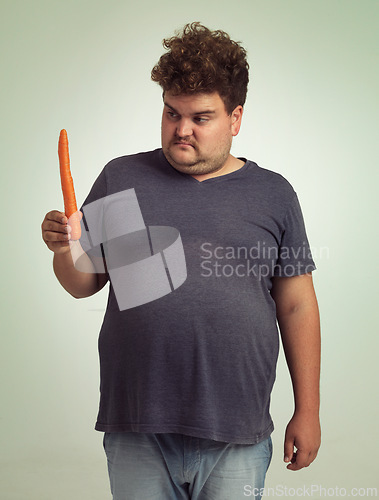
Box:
[174,141,194,148]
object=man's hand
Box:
[42,209,108,298]
[284,411,321,471]
[41,210,82,254]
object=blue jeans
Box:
[103,432,272,499]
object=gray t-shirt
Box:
[79,148,316,444]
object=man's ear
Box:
[231,105,243,136]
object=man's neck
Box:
[191,155,245,182]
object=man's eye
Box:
[168,112,178,119]
[195,117,208,123]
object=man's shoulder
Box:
[245,159,296,195]
[105,148,162,170]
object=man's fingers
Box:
[284,437,294,463]
[45,220,70,234]
[42,210,83,254]
[42,211,82,238]
[42,211,71,249]
[42,219,71,240]
[46,229,71,242]
[286,449,312,471]
[45,210,68,224]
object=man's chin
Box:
[169,160,200,173]
[165,148,199,169]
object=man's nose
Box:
[176,119,193,138]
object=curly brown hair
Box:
[151,22,249,115]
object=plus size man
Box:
[42,22,321,500]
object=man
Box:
[42,22,320,500]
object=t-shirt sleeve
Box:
[76,166,109,275]
[274,193,316,277]
[79,166,108,212]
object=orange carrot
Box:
[58,129,81,240]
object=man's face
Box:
[161,91,243,176]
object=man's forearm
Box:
[53,242,104,299]
[277,301,321,413]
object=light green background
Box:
[1,0,378,498]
